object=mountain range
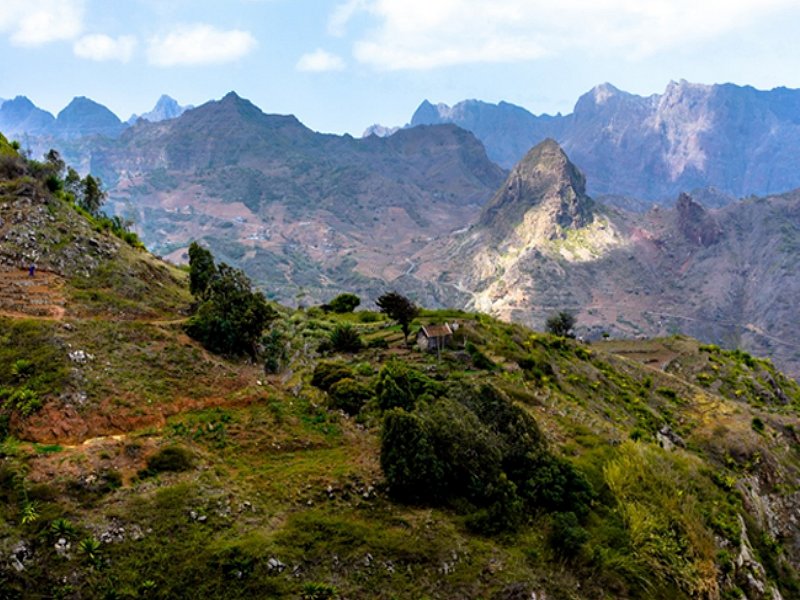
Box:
[401,80,800,202]
[0,94,189,141]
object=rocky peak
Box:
[675,192,721,247]
[479,138,593,241]
[136,95,192,123]
[411,100,444,125]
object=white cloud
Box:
[147,24,257,67]
[297,49,346,72]
[74,34,137,62]
[0,0,84,47]
[333,0,798,70]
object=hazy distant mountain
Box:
[79,92,505,303]
[414,139,800,376]
[53,97,126,139]
[410,99,566,169]
[405,81,800,202]
[362,124,400,138]
[127,95,192,124]
[0,96,55,137]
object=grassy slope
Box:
[1,166,800,599]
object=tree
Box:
[376,291,419,346]
[79,174,106,216]
[64,167,81,198]
[545,311,576,338]
[327,293,360,313]
[185,263,277,357]
[188,242,216,300]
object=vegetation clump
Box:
[186,244,276,356]
[325,293,360,314]
[139,446,194,478]
[376,291,419,346]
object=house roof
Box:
[420,324,453,338]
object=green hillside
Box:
[1,140,799,600]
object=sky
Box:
[3,0,800,135]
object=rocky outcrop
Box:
[676,192,721,247]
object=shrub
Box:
[328,378,372,415]
[10,360,34,381]
[549,511,589,558]
[327,293,360,314]
[329,324,363,353]
[139,446,194,477]
[751,417,765,433]
[465,474,524,535]
[545,311,576,338]
[261,329,286,374]
[302,583,340,600]
[375,359,439,411]
[465,341,495,370]
[380,408,443,502]
[520,454,594,517]
[311,362,354,392]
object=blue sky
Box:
[3,0,800,135]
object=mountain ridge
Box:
[397,80,800,201]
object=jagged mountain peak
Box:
[479,138,592,241]
[131,95,192,124]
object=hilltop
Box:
[1,138,800,599]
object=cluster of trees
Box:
[311,354,594,536]
[186,242,276,357]
[379,372,594,534]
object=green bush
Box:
[375,359,439,411]
[465,341,495,370]
[261,329,286,374]
[520,454,595,517]
[329,323,363,353]
[327,293,360,314]
[311,362,354,392]
[328,378,372,415]
[549,511,588,558]
[380,408,443,502]
[139,446,194,477]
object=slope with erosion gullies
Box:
[415,139,800,379]
[78,92,505,305]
